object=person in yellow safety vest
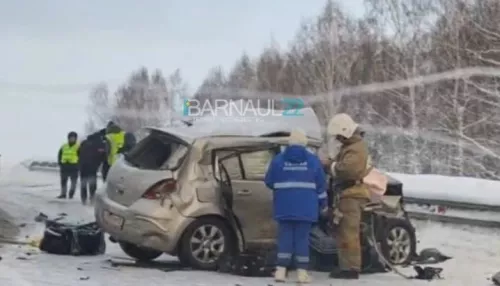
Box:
[105,120,125,165]
[106,130,125,165]
[57,131,80,199]
[101,121,137,181]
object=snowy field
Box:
[1,163,500,285]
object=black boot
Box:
[56,194,66,199]
[329,269,359,279]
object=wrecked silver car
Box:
[95,109,416,271]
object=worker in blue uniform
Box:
[264,129,327,284]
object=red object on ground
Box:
[437,205,447,214]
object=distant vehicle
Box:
[94,111,416,270]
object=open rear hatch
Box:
[105,128,190,207]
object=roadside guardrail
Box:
[407,211,500,228]
[23,160,500,228]
[405,197,500,212]
[23,160,103,177]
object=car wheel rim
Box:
[190,224,225,264]
[386,226,411,264]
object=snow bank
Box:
[389,173,500,206]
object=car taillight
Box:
[142,179,177,200]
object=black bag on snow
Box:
[217,248,276,277]
[39,220,106,255]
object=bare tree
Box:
[256,45,285,93]
[362,0,441,173]
[86,67,185,133]
[189,0,500,179]
[293,1,360,121]
[85,83,110,134]
[193,66,227,106]
[165,69,188,126]
[428,0,500,177]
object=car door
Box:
[216,144,280,246]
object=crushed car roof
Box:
[145,101,323,143]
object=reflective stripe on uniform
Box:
[273,182,317,189]
[283,166,308,171]
[277,253,292,259]
[318,191,327,199]
[283,161,308,171]
[296,256,310,263]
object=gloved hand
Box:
[320,207,333,219]
[332,208,343,225]
[320,157,333,167]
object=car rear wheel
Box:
[380,218,416,265]
[119,242,163,261]
[179,217,234,271]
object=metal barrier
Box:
[405,197,500,212]
[25,160,102,177]
[407,211,500,228]
[23,161,500,228]
[404,196,500,228]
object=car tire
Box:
[379,218,416,265]
[179,217,234,271]
[177,251,190,266]
[119,242,163,261]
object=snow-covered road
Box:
[0,164,499,285]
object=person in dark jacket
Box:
[57,131,80,199]
[78,131,107,205]
[264,129,327,284]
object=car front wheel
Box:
[119,242,163,261]
[179,217,234,271]
[380,218,416,265]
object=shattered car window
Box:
[215,151,243,179]
[240,150,274,180]
[161,145,189,169]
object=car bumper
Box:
[94,192,194,253]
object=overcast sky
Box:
[1,0,364,89]
[0,0,364,162]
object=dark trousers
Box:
[60,169,78,198]
[276,220,312,269]
[80,173,98,203]
[101,161,110,182]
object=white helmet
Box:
[327,113,359,138]
[288,128,308,146]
